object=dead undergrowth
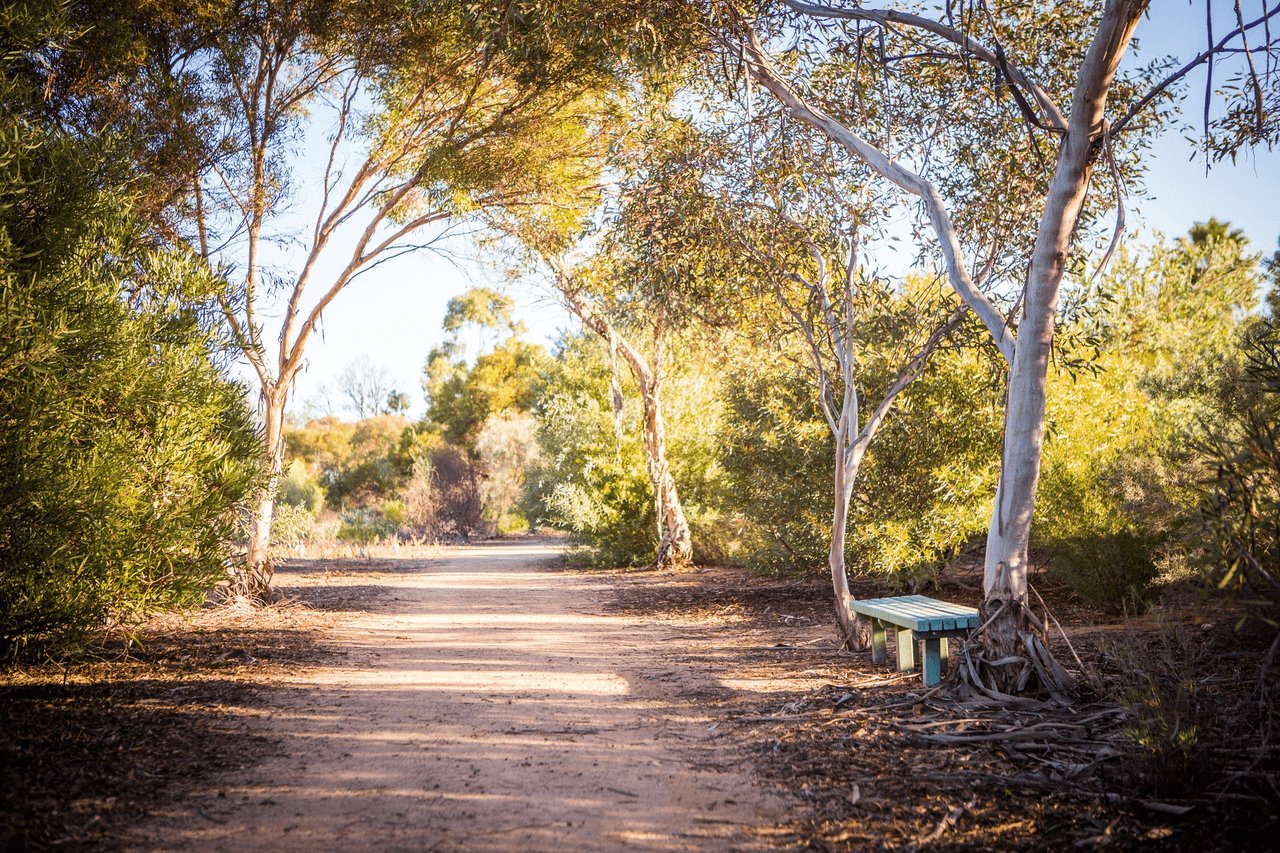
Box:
[604,564,1280,852]
[0,596,354,852]
[3,555,1277,852]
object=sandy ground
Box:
[124,543,788,852]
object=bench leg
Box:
[871,619,887,664]
[922,637,942,686]
[896,627,916,672]
[940,637,949,673]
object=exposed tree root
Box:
[945,582,1079,704]
[221,559,279,605]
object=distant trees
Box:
[423,287,547,449]
[336,357,405,420]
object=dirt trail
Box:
[126,543,785,852]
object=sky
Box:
[262,1,1280,422]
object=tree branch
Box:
[738,24,1017,365]
[780,0,1067,131]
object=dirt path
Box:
[126,543,785,852]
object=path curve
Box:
[128,543,784,852]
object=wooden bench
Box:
[849,595,980,686]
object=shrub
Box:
[475,410,539,534]
[1197,321,1280,623]
[1034,232,1263,610]
[522,333,729,567]
[278,460,325,515]
[718,342,1001,579]
[429,445,485,539]
[0,130,262,658]
[270,503,316,549]
[335,508,398,546]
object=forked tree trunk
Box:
[232,389,287,601]
[561,288,693,567]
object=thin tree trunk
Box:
[830,430,869,649]
[234,390,286,601]
[560,287,693,567]
[640,368,693,567]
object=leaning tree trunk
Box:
[638,363,693,568]
[980,0,1146,689]
[560,288,693,568]
[233,389,286,602]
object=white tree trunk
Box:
[830,433,869,648]
[981,0,1146,608]
[560,287,693,567]
[234,390,286,601]
[639,368,694,567]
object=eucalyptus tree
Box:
[182,0,666,596]
[614,93,997,642]
[481,111,708,567]
[722,0,1280,687]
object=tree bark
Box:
[560,287,693,567]
[639,362,694,567]
[233,388,286,601]
[829,430,868,648]
[981,0,1146,606]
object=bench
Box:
[849,595,980,686]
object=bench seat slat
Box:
[849,595,978,633]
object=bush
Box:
[718,342,1001,579]
[475,410,539,534]
[1197,322,1280,622]
[0,130,262,658]
[270,503,316,549]
[429,445,485,539]
[335,508,398,547]
[522,333,729,567]
[278,460,325,515]
[1033,232,1263,610]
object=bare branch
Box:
[1111,0,1280,134]
[780,0,1068,131]
[738,24,1017,365]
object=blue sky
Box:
[273,2,1280,421]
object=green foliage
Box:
[1197,321,1280,623]
[475,410,539,534]
[285,415,410,507]
[278,460,325,515]
[522,335,655,565]
[0,123,261,657]
[523,332,728,566]
[1035,229,1264,609]
[718,361,833,572]
[426,337,548,449]
[270,503,316,549]
[335,508,398,547]
[719,336,1001,578]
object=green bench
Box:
[849,595,980,686]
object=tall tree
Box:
[727,0,1280,686]
[0,5,261,654]
[484,113,704,568]
[180,0,648,596]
